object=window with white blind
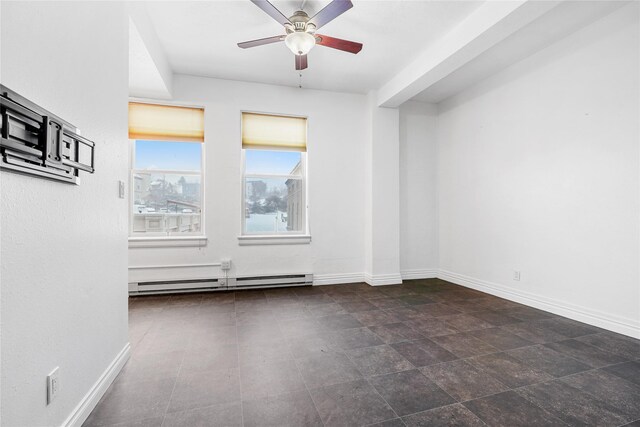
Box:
[128,102,205,237]
[241,112,308,237]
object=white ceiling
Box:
[142,0,484,94]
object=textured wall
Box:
[1,2,130,425]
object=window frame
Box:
[128,110,206,240]
[239,111,310,240]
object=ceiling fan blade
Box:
[238,35,285,49]
[295,54,308,70]
[315,34,362,54]
[308,0,353,30]
[250,0,292,26]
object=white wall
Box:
[365,98,402,285]
[436,3,640,337]
[399,101,438,278]
[1,2,130,426]
[129,75,369,285]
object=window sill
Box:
[128,236,208,248]
[237,234,311,246]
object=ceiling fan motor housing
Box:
[286,11,316,34]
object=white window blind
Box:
[129,102,205,142]
[242,112,307,152]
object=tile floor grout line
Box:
[342,344,468,426]
[457,355,637,406]
[449,373,574,427]
[509,385,586,427]
[232,291,246,427]
[396,341,635,424]
[403,402,487,425]
[290,342,327,427]
[363,417,407,427]
[157,300,198,426]
[535,365,640,424]
[344,349,405,423]
[298,289,359,426]
[363,374,410,424]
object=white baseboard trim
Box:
[365,273,403,286]
[438,269,640,339]
[313,273,366,286]
[63,343,131,427]
[401,269,438,280]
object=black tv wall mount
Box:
[0,85,95,184]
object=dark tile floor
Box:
[84,279,640,427]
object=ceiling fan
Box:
[238,0,363,70]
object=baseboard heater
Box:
[129,278,221,295]
[129,273,313,295]
[230,274,313,290]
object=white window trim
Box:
[128,138,206,241]
[129,236,208,248]
[240,148,310,242]
[237,234,311,246]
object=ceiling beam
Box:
[413,0,629,103]
[376,0,562,108]
[128,3,173,99]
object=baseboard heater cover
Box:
[129,278,221,295]
[129,273,313,295]
[230,273,313,290]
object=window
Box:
[128,103,204,237]
[242,112,308,236]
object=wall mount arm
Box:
[0,85,95,184]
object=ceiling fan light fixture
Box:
[285,31,316,55]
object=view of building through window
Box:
[244,150,304,234]
[131,140,202,235]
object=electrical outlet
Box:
[220,258,232,271]
[47,367,60,404]
[513,270,521,281]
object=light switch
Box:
[118,180,125,199]
[47,367,60,404]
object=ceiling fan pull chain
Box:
[299,72,303,89]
